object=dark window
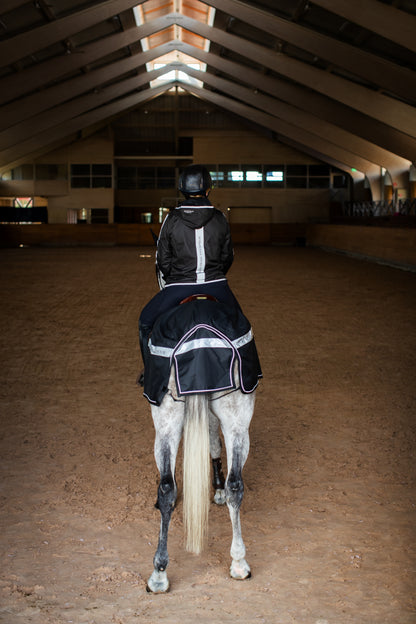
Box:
[333,174,348,188]
[178,136,193,155]
[71,177,91,188]
[71,164,112,189]
[71,164,90,176]
[92,164,112,176]
[157,167,175,189]
[309,164,330,176]
[286,177,307,188]
[286,165,307,176]
[308,177,330,188]
[35,164,67,180]
[91,209,108,223]
[136,167,154,189]
[92,176,112,188]
[11,165,33,180]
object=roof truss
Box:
[0,0,414,178]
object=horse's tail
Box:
[183,393,210,554]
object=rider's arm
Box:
[220,213,234,275]
[156,215,172,283]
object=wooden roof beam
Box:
[177,14,416,137]
[0,0,29,14]
[312,0,416,54]
[203,0,416,102]
[182,82,380,176]
[177,63,411,172]
[0,67,172,152]
[0,42,173,132]
[0,0,144,69]
[0,84,171,170]
[0,13,175,105]
[176,40,416,161]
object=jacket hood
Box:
[176,197,214,229]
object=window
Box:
[116,166,175,190]
[91,208,108,224]
[71,164,112,188]
[136,167,155,189]
[157,167,175,189]
[333,174,348,189]
[215,165,242,187]
[243,166,262,187]
[308,177,330,189]
[117,167,137,189]
[35,164,67,180]
[14,197,33,208]
[207,166,224,187]
[286,165,307,176]
[286,177,307,188]
[264,167,284,187]
[308,164,330,188]
[286,164,307,188]
[309,165,330,176]
[11,165,33,180]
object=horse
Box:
[146,363,255,593]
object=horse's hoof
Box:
[146,569,169,593]
[230,559,251,580]
[213,488,226,505]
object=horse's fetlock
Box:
[157,475,177,514]
[212,457,225,490]
[154,553,169,571]
[158,475,175,498]
[160,481,173,495]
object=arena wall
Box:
[1,223,415,271]
[306,224,416,270]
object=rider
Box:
[138,164,241,382]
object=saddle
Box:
[179,293,218,305]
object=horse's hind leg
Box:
[209,410,226,505]
[147,396,184,593]
[226,444,251,580]
[211,391,255,580]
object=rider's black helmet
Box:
[178,165,212,196]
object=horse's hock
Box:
[0,246,415,622]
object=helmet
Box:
[178,165,212,196]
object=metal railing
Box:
[342,199,416,218]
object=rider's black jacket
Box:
[156,197,234,285]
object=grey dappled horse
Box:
[147,364,255,593]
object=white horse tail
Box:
[183,393,210,554]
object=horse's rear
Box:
[147,365,255,593]
[144,298,261,593]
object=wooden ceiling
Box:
[0,0,415,185]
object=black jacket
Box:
[156,197,234,285]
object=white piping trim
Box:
[195,227,206,283]
[164,278,226,287]
[149,325,254,358]
[176,205,213,210]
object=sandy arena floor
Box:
[0,245,415,624]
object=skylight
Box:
[133,1,215,90]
